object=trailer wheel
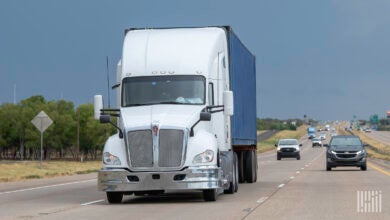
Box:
[245,150,257,183]
[203,189,217,201]
[106,192,123,204]
[234,152,239,192]
[237,152,245,183]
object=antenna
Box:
[13,84,16,104]
[106,56,111,108]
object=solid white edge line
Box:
[81,199,105,206]
[0,179,96,195]
[278,184,285,188]
[290,176,295,179]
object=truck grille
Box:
[158,129,184,167]
[127,130,153,167]
[127,129,185,169]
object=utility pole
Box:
[106,56,111,108]
[13,84,16,104]
[77,108,80,162]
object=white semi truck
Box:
[94,26,257,203]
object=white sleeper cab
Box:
[94,26,257,203]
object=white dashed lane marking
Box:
[81,199,105,206]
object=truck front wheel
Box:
[106,192,123,204]
[224,152,238,194]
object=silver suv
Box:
[275,139,302,160]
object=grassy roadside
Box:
[257,126,307,153]
[257,130,268,136]
[352,131,390,161]
[0,161,101,182]
[337,125,390,161]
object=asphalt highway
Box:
[0,134,389,220]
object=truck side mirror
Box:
[100,115,111,124]
[94,95,103,120]
[200,112,211,121]
[299,144,303,147]
[274,144,278,147]
[223,91,234,116]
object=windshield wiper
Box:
[124,103,150,107]
[125,101,187,107]
[157,101,186,105]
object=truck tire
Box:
[107,192,123,204]
[237,152,245,183]
[224,152,238,194]
[253,151,258,182]
[245,150,257,183]
[203,189,217,201]
[234,152,239,192]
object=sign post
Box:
[31,111,53,169]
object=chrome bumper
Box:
[98,166,223,192]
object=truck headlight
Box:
[193,150,214,164]
[103,152,121,165]
[331,150,337,154]
[277,147,281,151]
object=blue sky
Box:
[1,0,390,120]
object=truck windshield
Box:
[279,140,298,145]
[122,75,206,107]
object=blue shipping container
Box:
[227,27,257,146]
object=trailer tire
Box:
[234,152,239,192]
[237,152,245,183]
[107,192,123,204]
[245,150,257,183]
[203,189,217,201]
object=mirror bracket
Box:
[190,111,211,137]
[99,115,123,139]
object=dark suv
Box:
[325,135,367,171]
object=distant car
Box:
[364,128,371,133]
[275,139,302,160]
[319,133,327,140]
[312,138,322,147]
[325,135,367,171]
